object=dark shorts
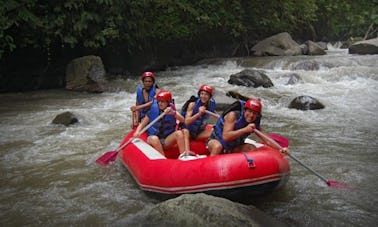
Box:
[188,128,205,139]
[207,131,230,154]
[207,130,248,154]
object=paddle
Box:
[205,110,219,119]
[253,129,351,188]
[96,108,169,165]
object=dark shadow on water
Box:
[142,181,284,205]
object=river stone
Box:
[52,111,78,126]
[303,40,326,55]
[123,193,285,227]
[65,55,107,92]
[251,32,302,56]
[228,69,273,88]
[289,96,325,110]
[348,37,378,55]
[284,73,303,85]
[291,61,320,71]
[226,90,250,101]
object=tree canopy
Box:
[1,0,377,60]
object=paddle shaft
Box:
[208,110,331,183]
[205,110,220,119]
[117,108,169,152]
[253,129,329,184]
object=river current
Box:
[0,46,377,226]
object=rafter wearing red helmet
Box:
[180,85,217,155]
[130,72,161,128]
[207,98,262,155]
[133,90,188,157]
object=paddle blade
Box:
[96,151,118,165]
[269,133,289,147]
[326,180,354,189]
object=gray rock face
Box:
[52,111,78,126]
[303,40,327,55]
[228,69,273,88]
[251,32,302,56]
[284,73,303,85]
[349,38,378,55]
[291,61,320,71]
[289,96,325,110]
[124,193,286,227]
[65,55,107,92]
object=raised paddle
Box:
[253,129,351,189]
[96,108,169,165]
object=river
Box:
[0,46,377,226]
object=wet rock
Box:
[123,193,285,227]
[226,90,250,101]
[65,55,107,92]
[289,96,325,110]
[284,73,303,85]
[291,61,320,71]
[316,41,328,50]
[251,32,302,56]
[52,111,78,126]
[303,40,326,55]
[228,69,273,88]
[348,38,378,55]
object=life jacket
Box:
[180,95,216,134]
[213,100,261,150]
[136,85,157,119]
[147,100,176,138]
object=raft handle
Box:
[242,152,255,169]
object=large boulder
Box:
[123,193,285,226]
[348,38,378,55]
[289,96,325,110]
[52,111,78,126]
[65,55,107,92]
[251,32,302,56]
[302,40,327,55]
[228,69,274,88]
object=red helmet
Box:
[198,84,213,96]
[141,72,155,82]
[244,98,262,113]
[156,90,172,102]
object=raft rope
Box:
[241,152,255,169]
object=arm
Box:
[254,129,289,155]
[175,110,185,123]
[130,100,153,112]
[184,102,206,125]
[133,115,149,136]
[134,87,160,111]
[222,112,255,142]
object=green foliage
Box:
[0,0,376,60]
[314,0,377,40]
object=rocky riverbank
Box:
[1,32,377,93]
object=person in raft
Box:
[207,98,289,156]
[130,71,161,128]
[180,85,217,156]
[133,90,187,157]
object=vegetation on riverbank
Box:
[1,0,377,60]
[0,0,377,92]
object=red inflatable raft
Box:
[118,128,290,199]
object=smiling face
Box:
[158,100,169,111]
[199,91,211,104]
[244,108,259,123]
